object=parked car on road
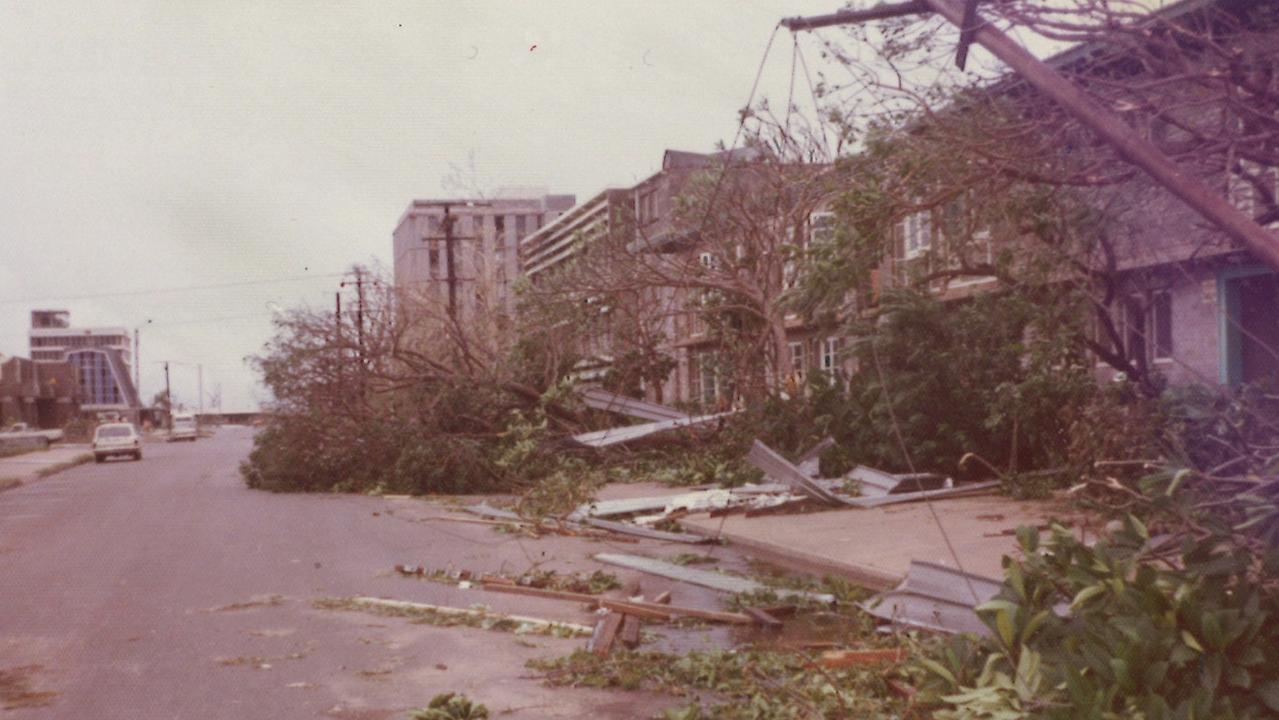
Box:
[93,423,142,462]
[168,413,198,442]
[0,423,64,449]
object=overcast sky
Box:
[0,1,945,411]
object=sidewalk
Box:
[594,482,1083,590]
[0,444,92,490]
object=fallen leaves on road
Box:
[207,594,286,613]
[0,665,57,710]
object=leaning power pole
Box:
[781,0,1279,273]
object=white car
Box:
[93,423,142,462]
[169,413,198,442]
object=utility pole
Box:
[163,361,172,430]
[781,0,1279,273]
[418,200,490,324]
[197,364,203,413]
[334,292,342,387]
[443,206,459,322]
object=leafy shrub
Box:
[409,692,488,720]
[921,476,1279,719]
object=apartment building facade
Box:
[520,149,847,406]
[865,0,1278,392]
[392,190,575,323]
[28,310,140,416]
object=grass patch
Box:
[529,648,911,718]
[0,446,39,460]
[35,454,93,479]
[394,566,620,595]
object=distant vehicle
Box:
[93,423,142,462]
[0,423,63,448]
[169,413,198,442]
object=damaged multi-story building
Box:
[520,148,846,406]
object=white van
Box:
[169,413,198,442]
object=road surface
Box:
[1,426,676,719]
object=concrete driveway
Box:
[0,426,685,719]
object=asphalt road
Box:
[0,426,678,719]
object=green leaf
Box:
[995,609,1016,648]
[918,657,957,686]
[1181,630,1204,653]
[1071,584,1106,610]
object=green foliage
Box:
[921,499,1279,719]
[408,692,489,720]
[531,648,909,718]
[784,290,1099,482]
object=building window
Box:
[494,215,506,244]
[1229,160,1279,226]
[821,337,839,372]
[789,341,806,381]
[902,210,931,259]
[1105,292,1173,365]
[809,211,836,247]
[1152,292,1173,361]
[515,215,527,239]
[637,191,656,225]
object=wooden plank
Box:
[589,611,625,656]
[480,582,752,624]
[619,614,642,648]
[742,607,783,629]
[651,591,672,605]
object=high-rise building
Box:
[28,310,140,414]
[392,190,575,319]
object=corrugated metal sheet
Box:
[859,560,1003,636]
[572,411,736,448]
[746,440,844,505]
[594,553,836,604]
[578,388,690,423]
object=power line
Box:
[0,272,345,306]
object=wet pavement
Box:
[0,426,751,719]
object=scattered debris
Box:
[0,665,57,710]
[587,610,625,656]
[746,440,845,505]
[741,607,783,629]
[858,560,1001,636]
[578,388,691,423]
[207,595,286,613]
[480,582,754,624]
[577,516,713,544]
[314,596,593,637]
[795,436,835,477]
[817,648,907,668]
[571,411,737,449]
[593,553,836,605]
